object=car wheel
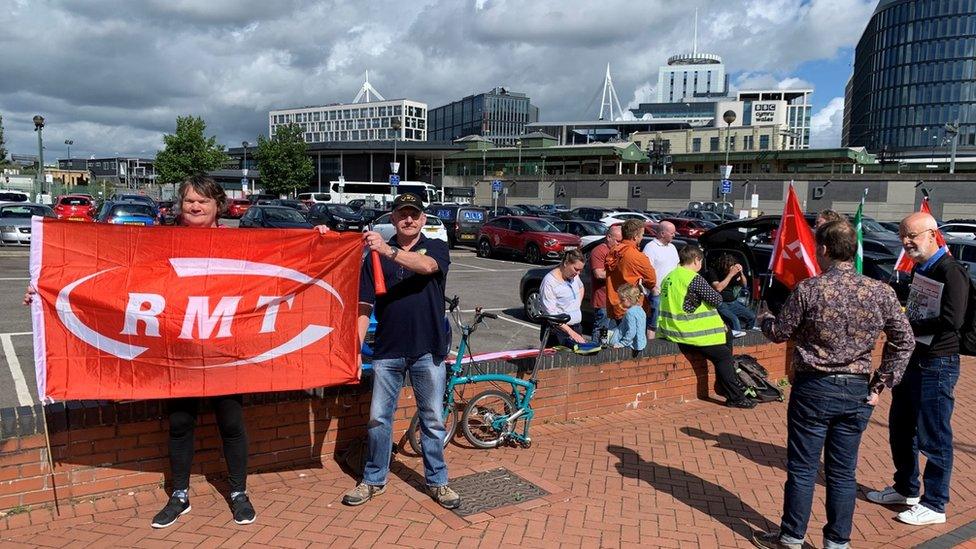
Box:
[524,286,542,322]
[525,243,541,264]
[478,238,493,258]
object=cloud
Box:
[809,96,845,148]
[0,0,870,158]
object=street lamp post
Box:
[516,138,522,176]
[33,115,45,202]
[722,110,736,205]
[241,141,250,196]
[64,139,73,191]
[391,118,402,201]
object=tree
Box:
[155,116,228,185]
[0,114,8,166]
[254,123,313,197]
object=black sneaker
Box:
[231,493,256,525]
[726,398,758,409]
[151,496,191,528]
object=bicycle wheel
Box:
[461,389,516,449]
[407,407,457,455]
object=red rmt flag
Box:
[769,184,821,290]
[29,218,363,401]
[894,196,947,273]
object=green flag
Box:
[854,189,868,273]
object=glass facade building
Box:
[427,87,539,145]
[843,0,976,154]
[269,99,427,143]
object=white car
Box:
[940,222,976,240]
[599,211,652,227]
[0,190,30,205]
[369,212,449,243]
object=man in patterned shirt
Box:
[752,220,914,549]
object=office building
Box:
[268,72,428,143]
[657,52,729,103]
[843,0,976,155]
[88,157,155,186]
[736,89,812,148]
[428,87,539,145]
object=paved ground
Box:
[0,242,543,409]
[4,361,976,548]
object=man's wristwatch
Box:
[388,247,399,261]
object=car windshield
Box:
[426,217,442,226]
[522,218,559,232]
[576,222,606,236]
[328,205,358,216]
[111,204,154,217]
[266,208,306,222]
[861,218,887,232]
[0,205,53,218]
[59,197,91,206]
[0,192,28,202]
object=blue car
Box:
[98,200,157,226]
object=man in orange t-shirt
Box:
[605,219,656,339]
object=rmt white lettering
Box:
[255,295,295,333]
[120,293,166,337]
[120,293,295,338]
[179,296,243,339]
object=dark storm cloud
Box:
[0,0,873,159]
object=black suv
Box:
[307,203,365,231]
[571,207,615,222]
[425,204,488,248]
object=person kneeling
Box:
[608,283,647,351]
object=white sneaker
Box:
[866,486,920,506]
[732,330,747,338]
[896,504,946,525]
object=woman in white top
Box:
[539,249,586,346]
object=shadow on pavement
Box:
[608,444,777,541]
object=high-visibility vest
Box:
[657,266,727,346]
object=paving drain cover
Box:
[451,467,549,516]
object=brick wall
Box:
[0,338,787,523]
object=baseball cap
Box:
[392,192,424,212]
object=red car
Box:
[53,195,96,221]
[477,215,581,264]
[225,199,251,219]
[662,217,717,239]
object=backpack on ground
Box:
[733,354,785,403]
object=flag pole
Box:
[40,404,61,516]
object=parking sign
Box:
[720,179,732,194]
[389,174,400,186]
[491,179,502,192]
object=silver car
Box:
[0,203,56,246]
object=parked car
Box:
[539,204,570,214]
[370,212,449,243]
[677,209,724,223]
[598,211,652,227]
[551,219,607,247]
[0,203,56,246]
[247,193,278,203]
[477,215,581,264]
[0,190,30,205]
[239,205,314,229]
[425,204,487,248]
[663,217,717,239]
[571,207,616,222]
[306,203,365,231]
[359,207,388,224]
[269,199,310,216]
[487,205,528,217]
[98,201,158,226]
[939,222,976,240]
[157,200,178,224]
[224,199,251,219]
[947,238,976,280]
[879,221,901,233]
[513,204,547,216]
[110,193,159,213]
[53,194,97,221]
[297,192,332,206]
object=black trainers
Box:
[726,398,758,409]
[231,493,256,525]
[151,496,191,528]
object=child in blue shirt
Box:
[608,283,647,351]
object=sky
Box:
[0,0,875,160]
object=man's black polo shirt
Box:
[359,233,450,360]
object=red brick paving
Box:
[4,367,976,548]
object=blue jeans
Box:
[889,354,960,514]
[717,300,756,330]
[364,354,448,487]
[647,294,661,330]
[592,307,613,343]
[780,374,873,547]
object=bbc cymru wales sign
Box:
[751,101,786,125]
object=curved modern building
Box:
[843,0,976,156]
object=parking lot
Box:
[0,242,546,409]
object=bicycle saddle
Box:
[533,313,571,325]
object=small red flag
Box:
[894,197,947,273]
[769,184,820,289]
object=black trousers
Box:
[168,395,248,492]
[678,339,747,402]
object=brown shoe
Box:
[427,485,461,509]
[342,482,386,506]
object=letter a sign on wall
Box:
[29,219,362,401]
